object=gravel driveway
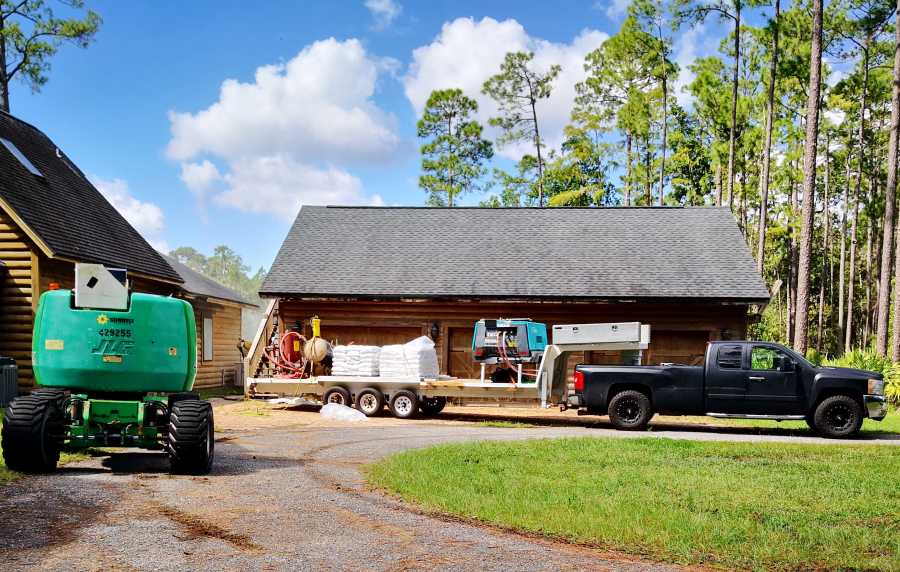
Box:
[0,404,896,572]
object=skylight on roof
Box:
[0,137,43,177]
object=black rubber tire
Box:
[323,386,352,406]
[168,392,199,409]
[30,388,69,410]
[1,395,63,473]
[607,389,654,431]
[812,395,864,439]
[168,400,214,475]
[419,396,447,416]
[355,388,385,417]
[389,390,419,419]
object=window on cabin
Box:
[0,137,43,177]
[202,316,213,361]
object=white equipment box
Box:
[552,322,644,345]
[74,264,129,310]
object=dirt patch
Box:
[153,503,260,552]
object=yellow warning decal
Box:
[102,355,123,364]
[45,339,64,350]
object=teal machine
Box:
[471,319,548,383]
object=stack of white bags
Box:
[331,345,381,376]
[379,336,439,379]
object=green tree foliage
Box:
[417,89,493,207]
[482,52,561,206]
[169,246,266,306]
[0,0,101,112]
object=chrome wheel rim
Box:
[395,396,413,416]
[327,392,345,405]
[360,393,379,414]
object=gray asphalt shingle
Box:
[0,111,181,283]
[261,206,770,302]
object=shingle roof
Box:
[163,255,255,306]
[261,206,770,302]
[0,111,181,283]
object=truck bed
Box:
[576,364,706,414]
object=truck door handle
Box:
[748,376,765,382]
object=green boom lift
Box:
[1,265,214,475]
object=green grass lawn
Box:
[368,437,900,571]
[671,406,900,435]
[0,407,96,485]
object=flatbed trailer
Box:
[245,322,651,419]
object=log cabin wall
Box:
[277,298,751,380]
[0,209,38,387]
[189,297,243,389]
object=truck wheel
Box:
[1,395,63,473]
[390,390,419,419]
[168,400,215,475]
[812,395,863,438]
[419,396,447,416]
[355,388,384,417]
[607,390,653,431]
[323,386,351,406]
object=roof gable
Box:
[164,255,254,306]
[0,111,181,283]
[261,206,770,302]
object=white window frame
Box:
[202,316,214,362]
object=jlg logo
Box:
[92,339,134,355]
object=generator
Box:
[471,319,547,364]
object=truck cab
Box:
[573,340,889,438]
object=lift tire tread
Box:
[1,395,63,473]
[168,400,214,475]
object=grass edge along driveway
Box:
[368,437,900,571]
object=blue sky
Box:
[9,0,736,271]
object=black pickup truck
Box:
[572,340,889,438]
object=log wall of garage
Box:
[190,297,244,389]
[277,298,752,380]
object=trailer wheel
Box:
[390,390,419,419]
[168,400,215,475]
[323,386,352,406]
[607,389,653,431]
[812,395,863,438]
[419,396,446,416]
[1,395,63,473]
[355,388,384,417]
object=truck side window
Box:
[751,346,787,370]
[717,345,743,369]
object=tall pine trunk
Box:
[888,0,900,359]
[625,133,633,206]
[817,159,830,352]
[726,2,741,215]
[715,163,723,206]
[757,0,780,274]
[846,186,860,351]
[839,155,851,338]
[659,76,667,206]
[0,15,8,113]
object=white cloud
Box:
[824,109,845,127]
[91,176,165,238]
[597,0,630,19]
[167,38,393,219]
[166,38,399,165]
[179,160,222,198]
[403,17,608,160]
[215,154,382,221]
[672,22,717,108]
[365,0,402,29]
